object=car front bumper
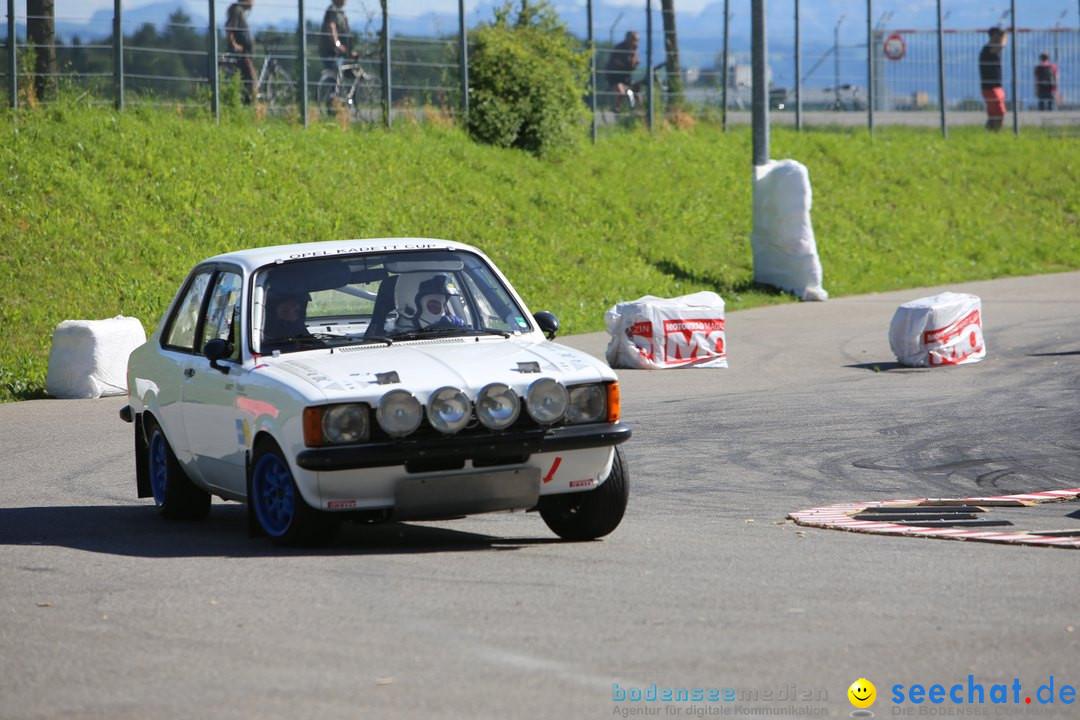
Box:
[295,421,631,472]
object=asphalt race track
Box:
[1,272,1078,720]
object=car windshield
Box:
[252,249,533,354]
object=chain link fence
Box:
[3,1,1079,135]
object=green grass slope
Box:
[2,104,1078,401]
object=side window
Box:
[461,267,529,333]
[459,272,502,329]
[202,271,244,359]
[164,271,212,352]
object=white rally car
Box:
[121,239,630,545]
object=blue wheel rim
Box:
[252,454,295,537]
[149,430,168,506]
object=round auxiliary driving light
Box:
[525,378,568,425]
[376,390,422,437]
[426,387,471,434]
[475,383,520,430]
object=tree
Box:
[660,0,683,107]
[27,0,57,100]
[466,1,590,157]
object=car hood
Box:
[262,337,614,401]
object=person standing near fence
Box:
[1034,53,1059,111]
[226,0,258,104]
[978,28,1008,131]
[320,0,359,71]
[606,31,640,112]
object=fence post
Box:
[866,0,873,136]
[298,0,307,127]
[794,0,801,131]
[7,0,15,108]
[382,2,391,128]
[936,0,946,138]
[458,0,468,123]
[114,0,123,110]
[209,0,219,122]
[721,0,729,131]
[751,0,768,166]
[587,0,596,143]
[1010,0,1018,135]
[646,0,653,132]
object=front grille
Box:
[369,411,546,444]
[372,411,545,473]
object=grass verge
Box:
[1,102,1078,401]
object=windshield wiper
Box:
[466,328,512,338]
[390,326,470,342]
[266,334,326,346]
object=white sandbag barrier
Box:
[750,159,828,302]
[45,316,146,399]
[889,292,986,367]
[605,292,727,370]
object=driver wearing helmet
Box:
[398,274,466,331]
[262,292,310,345]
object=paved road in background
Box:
[2,272,1078,720]
[596,109,1080,128]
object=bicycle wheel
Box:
[316,70,341,118]
[351,74,381,122]
[266,65,296,110]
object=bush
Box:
[466,1,590,157]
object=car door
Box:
[179,268,248,496]
[156,269,215,463]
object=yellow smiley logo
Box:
[848,678,876,709]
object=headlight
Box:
[427,386,471,434]
[566,384,607,424]
[303,404,371,446]
[475,383,520,430]
[322,404,370,444]
[376,389,423,437]
[525,378,568,425]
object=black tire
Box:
[540,446,629,541]
[265,66,295,108]
[316,71,339,118]
[250,440,339,546]
[145,419,211,521]
[353,75,379,120]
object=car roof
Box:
[202,238,481,274]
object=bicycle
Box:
[317,59,379,120]
[256,49,296,109]
[608,63,666,121]
[830,84,864,112]
[219,46,296,109]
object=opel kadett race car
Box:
[121,239,630,545]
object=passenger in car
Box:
[263,293,310,343]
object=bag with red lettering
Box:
[604,292,728,369]
[888,292,986,367]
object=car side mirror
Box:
[533,311,560,341]
[203,338,234,375]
